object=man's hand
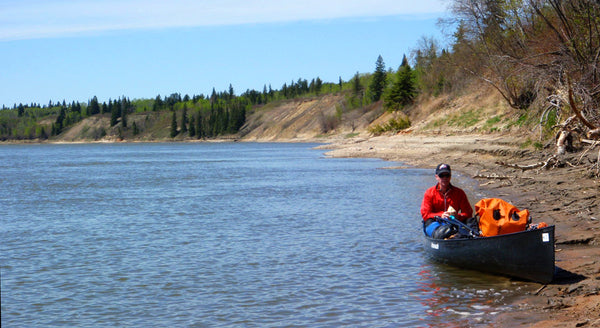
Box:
[442,206,457,218]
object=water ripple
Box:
[1,143,532,327]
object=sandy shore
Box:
[320,132,600,327]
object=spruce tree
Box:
[121,100,127,128]
[188,115,196,137]
[38,126,48,139]
[181,106,188,133]
[315,77,323,95]
[88,96,100,116]
[196,113,203,139]
[153,95,163,111]
[170,111,178,138]
[368,55,387,102]
[228,84,235,100]
[282,83,288,98]
[110,104,119,126]
[352,72,362,96]
[262,85,268,104]
[55,107,66,133]
[384,55,416,111]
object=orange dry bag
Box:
[475,198,530,237]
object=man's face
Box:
[436,172,451,187]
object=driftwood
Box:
[578,140,600,170]
[495,161,543,170]
[472,173,534,182]
[473,174,514,180]
[556,130,569,155]
[587,128,600,139]
[582,139,600,146]
[564,82,599,162]
[472,174,515,186]
[597,148,600,176]
[495,155,558,171]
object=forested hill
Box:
[3,1,600,148]
[0,57,522,144]
[0,69,417,143]
[0,78,519,144]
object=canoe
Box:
[423,225,555,284]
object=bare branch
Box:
[495,155,559,171]
[568,80,598,130]
[587,128,600,139]
[473,174,514,180]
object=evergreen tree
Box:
[315,77,323,95]
[263,85,268,104]
[121,99,128,128]
[53,107,66,135]
[228,84,235,100]
[153,95,163,111]
[339,76,343,91]
[352,72,363,96]
[310,77,323,95]
[72,101,81,114]
[282,83,288,98]
[110,103,120,126]
[132,121,139,135]
[188,115,196,137]
[170,111,178,138]
[368,55,387,102]
[210,88,217,105]
[384,55,416,111]
[196,113,203,139]
[88,96,100,116]
[181,106,188,133]
[38,126,48,139]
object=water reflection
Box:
[415,261,531,327]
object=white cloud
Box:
[0,0,446,40]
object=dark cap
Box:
[435,163,451,175]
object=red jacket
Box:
[421,184,473,222]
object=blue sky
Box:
[0,0,450,108]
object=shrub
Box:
[368,116,411,136]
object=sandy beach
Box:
[320,132,600,327]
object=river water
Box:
[1,142,531,327]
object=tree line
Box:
[0,59,418,141]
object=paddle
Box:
[439,215,481,238]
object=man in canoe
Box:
[421,163,473,238]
